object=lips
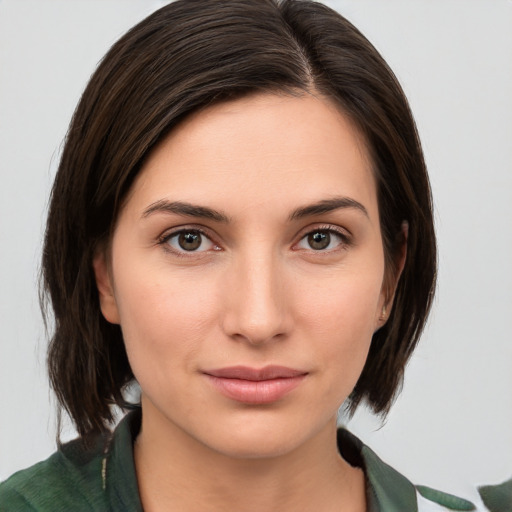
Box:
[203,365,308,404]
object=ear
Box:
[92,248,120,325]
[376,221,408,329]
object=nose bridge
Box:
[222,245,290,344]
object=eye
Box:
[296,229,348,251]
[163,229,217,253]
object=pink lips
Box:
[203,365,307,404]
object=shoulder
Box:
[416,485,481,512]
[478,476,512,512]
[0,412,143,512]
[337,428,483,512]
[0,436,108,512]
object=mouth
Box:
[202,365,308,404]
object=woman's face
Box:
[95,92,389,458]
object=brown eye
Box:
[178,231,202,251]
[162,228,217,255]
[307,231,331,250]
[296,228,348,253]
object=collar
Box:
[337,428,418,511]
[104,409,143,511]
[104,410,472,512]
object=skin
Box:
[94,92,403,512]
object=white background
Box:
[1,0,511,506]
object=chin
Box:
[194,411,332,461]
[209,433,304,460]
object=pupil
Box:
[178,231,201,251]
[308,231,330,250]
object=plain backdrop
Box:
[1,0,511,506]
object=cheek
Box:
[111,262,220,380]
[295,271,383,380]
[299,271,382,334]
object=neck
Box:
[134,401,366,512]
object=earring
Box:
[380,304,387,321]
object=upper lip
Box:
[204,365,307,381]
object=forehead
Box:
[126,92,377,221]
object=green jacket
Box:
[0,411,479,511]
[478,477,512,512]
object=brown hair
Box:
[42,0,436,440]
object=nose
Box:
[221,250,293,345]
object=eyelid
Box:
[292,224,352,251]
[157,225,221,256]
[156,222,351,256]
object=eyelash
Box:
[157,224,352,258]
[157,226,220,258]
[293,225,352,253]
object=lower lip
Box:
[205,375,306,404]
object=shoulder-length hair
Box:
[42,0,436,440]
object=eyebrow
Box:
[142,200,230,223]
[289,196,368,221]
[142,196,368,223]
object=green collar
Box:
[478,476,512,512]
[105,411,475,512]
[337,428,417,511]
[104,410,144,511]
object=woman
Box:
[0,0,481,510]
